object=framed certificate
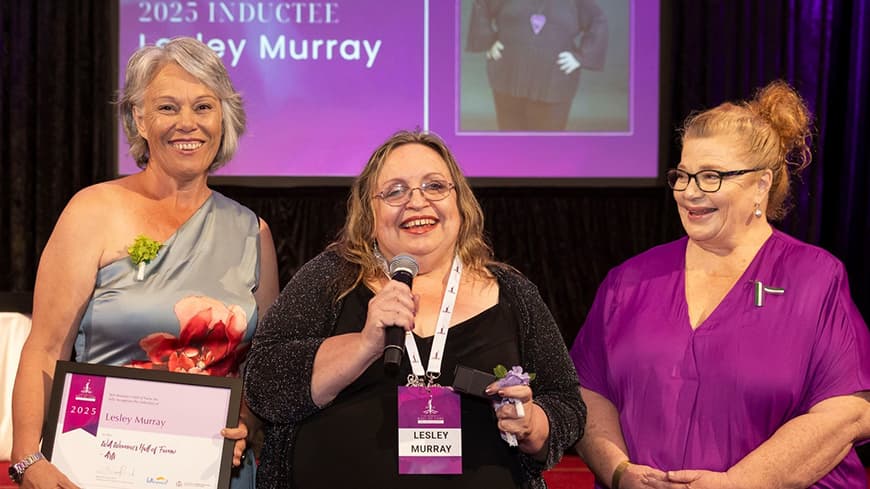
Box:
[42,361,241,489]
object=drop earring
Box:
[372,240,389,276]
[754,203,763,218]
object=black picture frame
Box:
[42,361,241,489]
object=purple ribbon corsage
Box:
[492,365,536,446]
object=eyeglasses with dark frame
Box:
[374,180,455,206]
[666,167,764,193]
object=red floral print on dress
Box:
[129,296,249,376]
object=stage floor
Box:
[2,456,869,488]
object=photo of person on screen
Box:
[466,0,608,132]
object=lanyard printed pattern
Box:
[405,255,462,387]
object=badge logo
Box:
[417,395,444,425]
[74,379,97,402]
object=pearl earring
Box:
[754,204,763,218]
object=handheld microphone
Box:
[384,254,418,374]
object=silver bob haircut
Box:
[118,37,245,171]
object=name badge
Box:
[397,385,462,474]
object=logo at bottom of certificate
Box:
[146,475,169,485]
[175,481,211,488]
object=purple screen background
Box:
[118,0,659,179]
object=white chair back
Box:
[0,313,32,461]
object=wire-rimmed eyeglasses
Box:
[666,167,763,193]
[374,180,455,206]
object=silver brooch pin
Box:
[753,280,785,307]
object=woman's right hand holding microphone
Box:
[361,280,418,360]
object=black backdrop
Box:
[2,1,868,352]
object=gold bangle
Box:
[611,460,631,489]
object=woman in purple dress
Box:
[571,80,870,489]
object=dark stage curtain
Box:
[0,1,116,295]
[1,0,868,349]
[215,185,684,345]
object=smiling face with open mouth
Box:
[133,62,223,179]
[373,143,460,272]
[675,136,771,249]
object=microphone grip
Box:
[383,326,406,374]
[383,265,415,374]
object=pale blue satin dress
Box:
[77,191,261,488]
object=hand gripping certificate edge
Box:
[42,360,242,489]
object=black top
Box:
[292,283,524,488]
[246,250,585,489]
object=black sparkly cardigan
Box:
[245,250,586,489]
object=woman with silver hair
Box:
[10,37,278,489]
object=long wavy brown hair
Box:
[329,130,496,298]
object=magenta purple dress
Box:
[571,229,870,488]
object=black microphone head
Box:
[389,254,419,280]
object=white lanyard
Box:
[405,255,462,386]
